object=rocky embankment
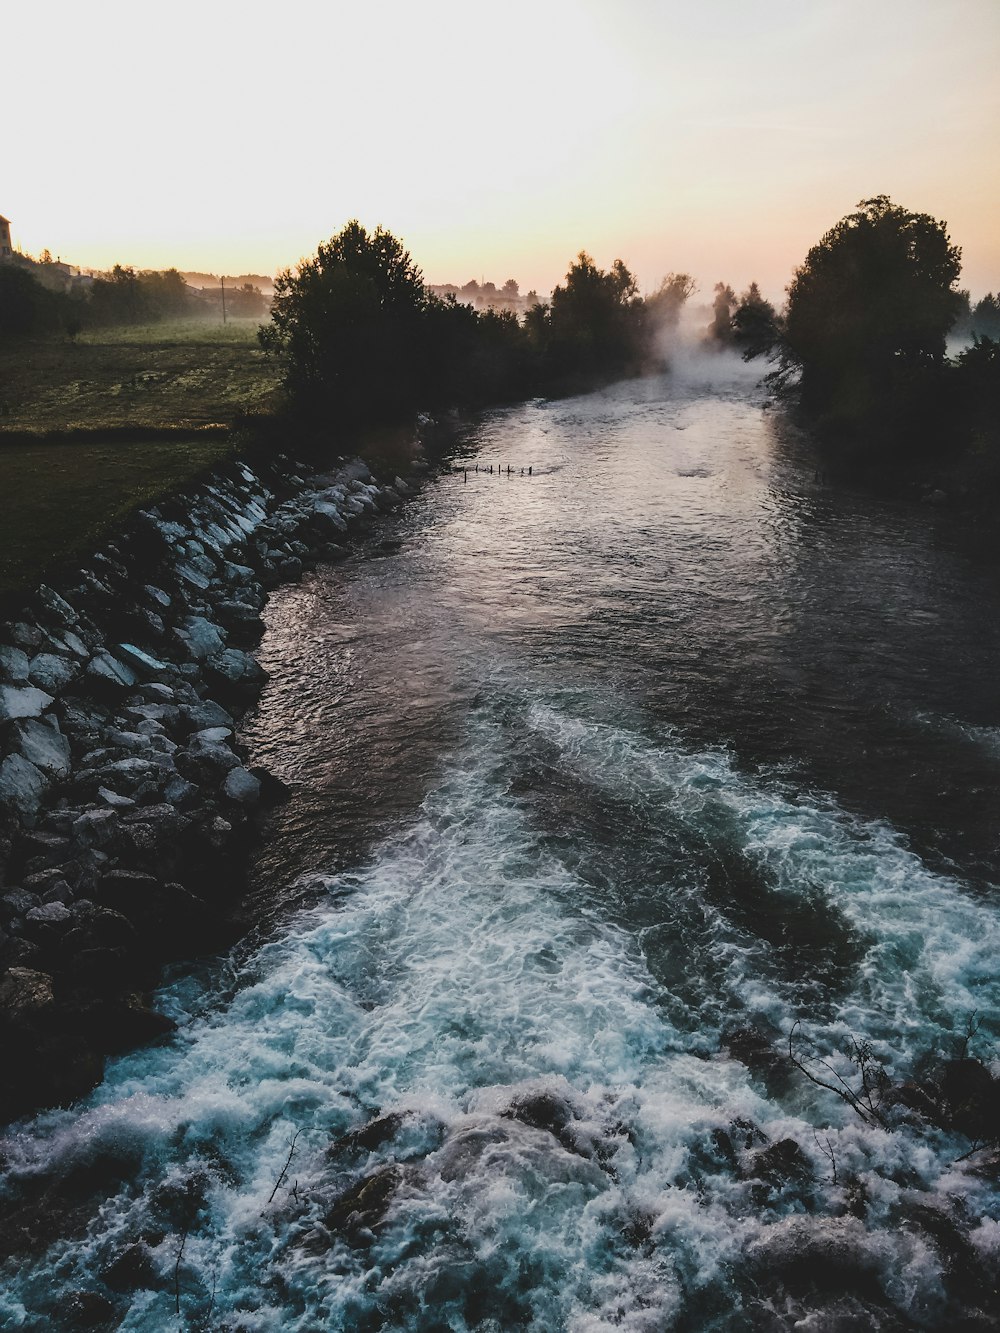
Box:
[0,452,413,1121]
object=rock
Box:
[28,652,79,694]
[222,766,261,804]
[320,1166,402,1243]
[85,653,138,693]
[116,643,171,680]
[1,888,41,918]
[329,1112,411,1156]
[205,647,268,689]
[11,718,72,780]
[24,901,73,940]
[162,775,198,805]
[97,786,136,810]
[0,684,55,721]
[72,808,119,848]
[177,615,226,661]
[59,1289,116,1328]
[0,754,50,821]
[100,1241,159,1293]
[38,585,79,626]
[749,1138,814,1187]
[0,966,55,1014]
[0,644,30,681]
[177,700,235,732]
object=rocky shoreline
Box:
[0,449,414,1123]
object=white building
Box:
[0,214,12,260]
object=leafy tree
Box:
[776,195,963,415]
[707,282,736,346]
[731,282,779,359]
[645,272,696,333]
[260,220,429,424]
[970,293,1000,339]
[546,252,644,385]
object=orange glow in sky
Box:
[5,0,999,300]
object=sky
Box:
[4,0,999,301]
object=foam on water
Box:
[1,700,998,1329]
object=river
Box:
[3,357,999,1329]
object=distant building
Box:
[0,214,12,261]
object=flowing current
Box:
[3,360,1000,1329]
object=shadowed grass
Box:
[0,434,236,599]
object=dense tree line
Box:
[0,263,267,341]
[261,221,697,425]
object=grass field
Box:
[0,435,236,599]
[0,319,281,599]
[0,318,282,432]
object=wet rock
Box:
[749,1138,814,1188]
[941,1058,999,1140]
[0,683,55,721]
[222,766,261,804]
[320,1165,403,1244]
[59,1289,116,1328]
[330,1111,410,1156]
[0,753,50,821]
[205,647,268,692]
[723,1024,789,1089]
[100,1241,159,1293]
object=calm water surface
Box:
[3,360,999,1330]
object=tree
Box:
[776,196,963,414]
[731,282,779,359]
[707,282,736,346]
[260,220,429,424]
[645,272,696,332]
[546,252,644,385]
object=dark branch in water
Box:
[267,1128,302,1207]
[787,1021,890,1129]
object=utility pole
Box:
[221,274,227,325]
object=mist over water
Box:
[3,368,999,1328]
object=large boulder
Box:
[28,652,79,694]
[0,645,30,682]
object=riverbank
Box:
[0,447,417,1122]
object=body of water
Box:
[3,357,999,1329]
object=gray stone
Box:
[26,901,72,927]
[0,644,30,681]
[12,718,72,780]
[0,684,55,721]
[0,754,49,821]
[38,585,78,625]
[97,786,136,810]
[86,653,139,691]
[190,726,233,747]
[163,775,198,805]
[178,616,226,661]
[72,808,119,847]
[144,584,172,609]
[178,701,235,731]
[10,622,44,651]
[207,648,267,686]
[28,652,79,694]
[222,767,261,804]
[116,644,170,680]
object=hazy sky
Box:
[5,0,999,300]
